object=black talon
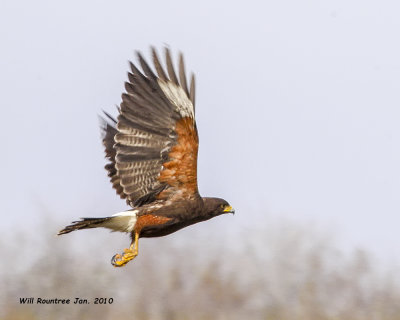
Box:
[111,254,120,266]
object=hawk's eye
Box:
[220,204,225,209]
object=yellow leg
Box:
[111,232,139,267]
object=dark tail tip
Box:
[57,219,91,236]
[57,217,111,236]
[57,223,80,235]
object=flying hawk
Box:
[58,47,234,267]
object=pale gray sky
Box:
[1,0,399,263]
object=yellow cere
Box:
[223,205,234,213]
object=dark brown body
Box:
[139,215,209,238]
[134,197,228,238]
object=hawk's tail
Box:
[58,217,112,235]
[57,210,138,235]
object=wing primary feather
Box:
[125,76,158,108]
[137,51,157,80]
[135,52,179,114]
[128,62,157,98]
[122,89,175,125]
[178,52,189,96]
[127,70,172,115]
[129,61,146,78]
[189,73,196,111]
[103,110,117,124]
[124,81,136,95]
[122,92,163,120]
[127,72,147,100]
[126,71,168,112]
[151,47,168,81]
[165,47,179,85]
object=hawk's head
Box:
[202,197,235,218]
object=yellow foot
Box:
[111,249,138,267]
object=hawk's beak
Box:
[223,205,235,214]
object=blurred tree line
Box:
[1,216,399,320]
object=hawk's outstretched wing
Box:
[102,48,199,207]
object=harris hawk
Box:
[58,47,234,267]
